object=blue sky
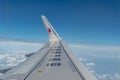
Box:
[0,0,120,46]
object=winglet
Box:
[41,15,61,42]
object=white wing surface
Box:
[0,15,97,80]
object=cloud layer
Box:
[70,44,120,80]
[0,41,44,69]
[0,41,120,80]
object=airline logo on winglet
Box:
[48,28,52,33]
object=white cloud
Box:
[85,62,96,74]
[0,53,26,68]
[95,74,120,80]
[91,53,120,59]
[0,54,6,59]
[86,62,95,66]
[0,41,120,80]
[0,73,3,76]
[79,57,88,62]
[114,74,120,79]
[69,44,120,59]
[0,41,44,53]
[70,44,120,80]
[69,44,120,52]
[0,41,45,68]
[79,58,83,61]
[89,69,96,74]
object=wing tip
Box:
[41,15,61,41]
[41,15,45,19]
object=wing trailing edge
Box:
[0,67,13,74]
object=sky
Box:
[0,0,120,46]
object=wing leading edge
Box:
[0,15,97,80]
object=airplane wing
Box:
[0,15,97,80]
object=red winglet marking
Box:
[48,28,52,33]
